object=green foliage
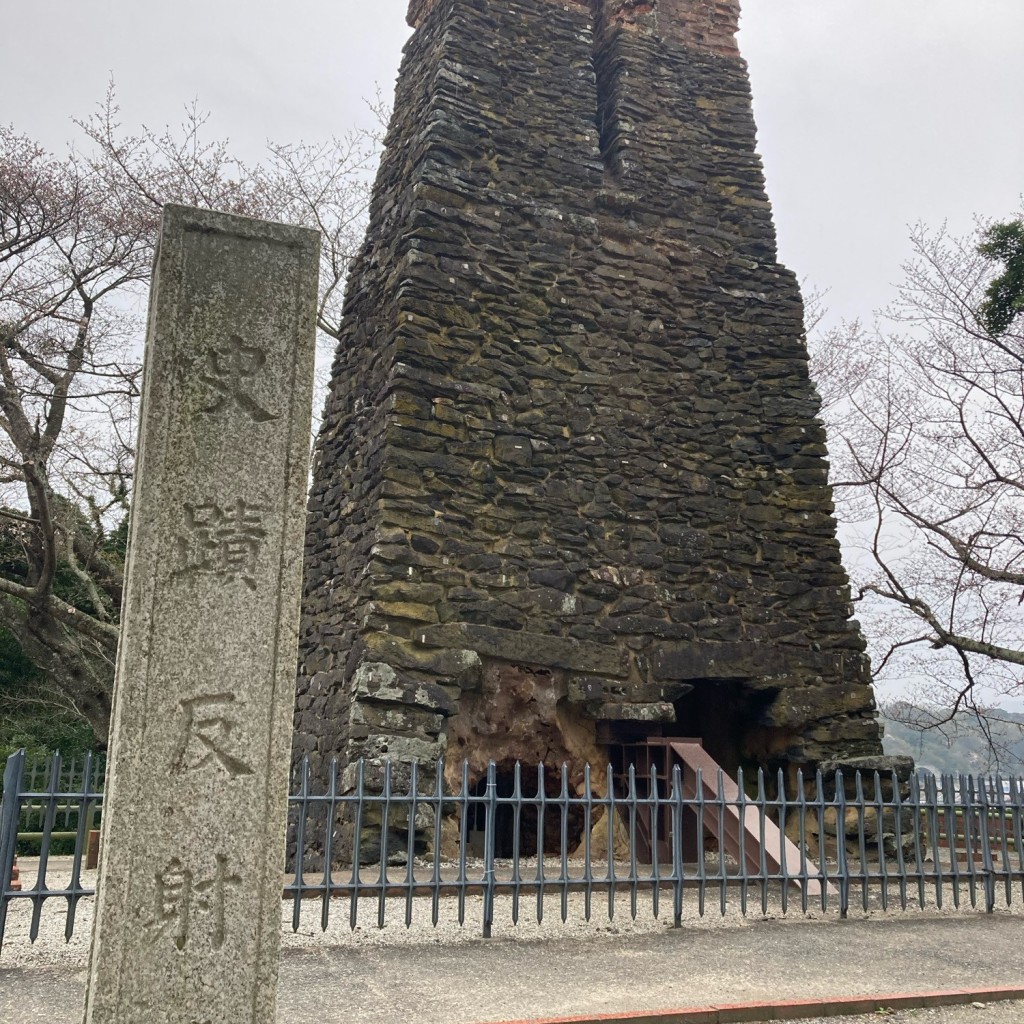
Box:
[49,499,127,618]
[1,505,126,749]
[0,624,36,689]
[103,513,129,563]
[0,627,95,758]
[0,707,96,762]
[0,513,29,585]
[977,219,1024,335]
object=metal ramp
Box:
[611,736,836,899]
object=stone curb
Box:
[478,987,1024,1024]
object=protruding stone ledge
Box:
[819,754,916,782]
[763,683,876,728]
[817,754,917,801]
[351,662,458,715]
[652,641,846,682]
[415,622,631,677]
[359,631,484,689]
[593,700,676,723]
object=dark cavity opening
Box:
[673,678,785,783]
[465,766,588,859]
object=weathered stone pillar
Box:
[83,206,319,1024]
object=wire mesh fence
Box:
[2,747,1023,954]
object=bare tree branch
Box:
[1,88,381,744]
[811,214,1024,747]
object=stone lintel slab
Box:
[83,205,318,1024]
[567,675,693,705]
[415,623,631,678]
[593,701,676,723]
[652,641,844,682]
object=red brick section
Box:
[478,987,1024,1024]
[409,0,740,56]
[411,0,600,27]
[8,855,21,892]
[660,0,740,55]
[599,0,742,56]
[406,0,435,29]
[409,0,591,29]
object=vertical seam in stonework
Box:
[591,2,624,179]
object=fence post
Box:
[85,754,105,871]
[670,763,683,928]
[978,776,996,913]
[482,761,497,939]
[835,770,850,919]
[1,748,28,950]
[1,749,26,885]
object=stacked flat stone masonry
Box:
[296,0,885,795]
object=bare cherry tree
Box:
[810,216,1024,748]
[0,90,378,743]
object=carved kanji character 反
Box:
[172,692,254,778]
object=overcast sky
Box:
[3,0,1022,325]
[4,2,1023,710]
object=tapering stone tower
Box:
[296,0,884,792]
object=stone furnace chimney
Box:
[296,0,885,804]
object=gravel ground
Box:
[5,855,1024,968]
[5,858,1024,1024]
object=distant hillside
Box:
[881,704,1024,777]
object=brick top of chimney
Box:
[409,2,741,57]
[602,0,741,55]
[406,0,433,29]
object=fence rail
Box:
[2,748,1023,953]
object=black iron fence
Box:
[2,747,1023,954]
[1,750,105,950]
[4,751,106,846]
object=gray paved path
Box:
[2,912,1022,1023]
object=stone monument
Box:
[84,206,319,1023]
[296,0,885,808]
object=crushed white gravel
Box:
[4,855,1023,970]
